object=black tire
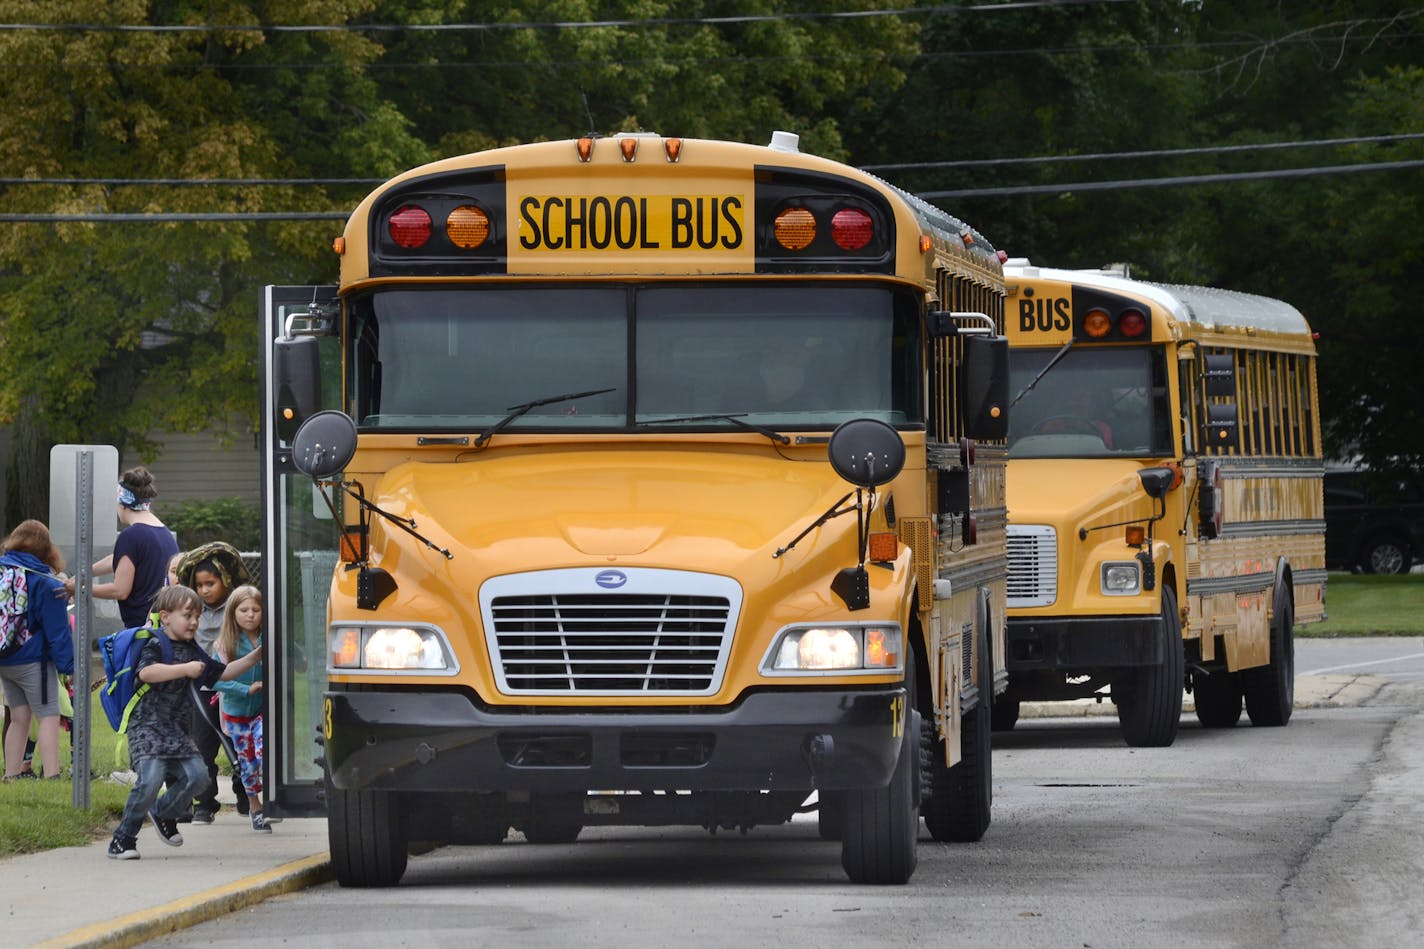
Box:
[924,617,992,843]
[841,652,920,885]
[1192,671,1243,728]
[1361,538,1410,575]
[1116,586,1184,747]
[328,782,409,888]
[817,790,845,841]
[522,793,584,844]
[1243,586,1295,727]
[991,691,1020,732]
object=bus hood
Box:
[362,445,866,575]
[1007,457,1157,530]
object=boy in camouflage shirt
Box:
[107,585,264,860]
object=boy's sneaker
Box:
[149,810,184,847]
[191,809,215,825]
[107,835,140,860]
[251,812,273,833]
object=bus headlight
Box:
[1101,562,1141,596]
[329,625,456,673]
[764,624,902,674]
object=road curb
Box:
[37,853,332,949]
[1019,673,1387,720]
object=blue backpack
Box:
[97,625,174,733]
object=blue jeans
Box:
[115,755,208,840]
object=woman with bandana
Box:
[64,466,179,629]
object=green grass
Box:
[1302,572,1424,637]
[0,697,129,856]
[1,687,241,857]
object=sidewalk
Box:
[3,673,1389,948]
[7,800,330,949]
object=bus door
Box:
[261,285,341,816]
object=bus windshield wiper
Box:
[474,387,617,447]
[1010,338,1074,408]
[642,413,791,445]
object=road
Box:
[150,643,1424,949]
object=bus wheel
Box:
[924,620,992,842]
[1192,671,1242,727]
[1116,586,1184,747]
[991,692,1020,732]
[841,652,920,884]
[522,793,584,844]
[1243,587,1295,727]
[817,791,846,840]
[327,781,409,888]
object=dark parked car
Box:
[1324,467,1424,574]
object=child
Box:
[175,543,252,822]
[213,585,272,832]
[107,585,262,860]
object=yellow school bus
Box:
[1000,260,1324,746]
[260,133,1011,886]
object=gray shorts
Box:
[0,661,62,718]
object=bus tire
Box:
[924,619,992,842]
[841,652,919,884]
[991,692,1020,732]
[1116,586,1184,747]
[522,793,584,844]
[1192,672,1243,728]
[1243,587,1295,727]
[327,781,409,888]
[818,791,845,840]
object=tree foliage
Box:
[1,1,1422,520]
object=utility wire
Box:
[0,2,1137,34]
[920,158,1424,198]
[3,133,1419,188]
[864,133,1424,171]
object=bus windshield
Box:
[348,284,920,431]
[1007,345,1172,458]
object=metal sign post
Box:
[72,451,94,809]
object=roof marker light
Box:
[620,138,638,162]
[576,137,594,162]
[664,138,682,162]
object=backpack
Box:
[0,563,34,659]
[97,625,174,733]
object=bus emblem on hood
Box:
[595,570,628,589]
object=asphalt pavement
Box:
[5,672,1387,949]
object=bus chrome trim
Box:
[479,567,743,697]
[1217,518,1328,539]
[1186,570,1276,598]
[1006,524,1057,607]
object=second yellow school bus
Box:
[261,132,1012,886]
[999,261,1324,746]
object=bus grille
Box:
[489,592,733,695]
[1007,524,1057,608]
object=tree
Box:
[0,0,427,519]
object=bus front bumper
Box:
[323,687,905,794]
[1005,615,1165,671]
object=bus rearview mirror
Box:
[273,334,322,442]
[960,335,1009,440]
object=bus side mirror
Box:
[1138,466,1175,500]
[960,334,1009,440]
[274,335,322,443]
[291,410,358,480]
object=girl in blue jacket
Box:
[213,584,272,831]
[1,519,76,780]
